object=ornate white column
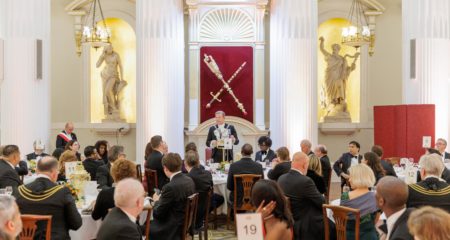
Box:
[403,0,450,141]
[136,0,185,163]
[270,0,318,151]
[0,0,51,155]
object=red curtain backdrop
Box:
[374,104,435,162]
[200,46,253,123]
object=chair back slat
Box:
[182,193,199,240]
[136,164,143,182]
[233,174,262,211]
[325,168,332,203]
[144,168,158,196]
[322,204,361,240]
[20,215,52,240]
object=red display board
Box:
[200,46,253,123]
[374,104,435,162]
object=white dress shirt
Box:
[386,208,406,239]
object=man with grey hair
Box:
[97,145,126,189]
[435,138,450,161]
[314,144,332,189]
[300,139,314,156]
[407,154,450,212]
[56,122,77,149]
[96,178,144,240]
[206,110,239,163]
[0,196,22,240]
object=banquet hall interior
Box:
[1,0,450,240]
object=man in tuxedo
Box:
[436,138,450,161]
[300,139,314,156]
[56,122,77,149]
[82,145,104,180]
[0,195,23,240]
[96,178,144,240]
[227,144,264,204]
[150,153,195,240]
[255,136,276,163]
[26,140,49,161]
[145,135,169,189]
[314,144,332,188]
[97,145,125,189]
[333,141,363,189]
[0,145,22,197]
[206,111,239,163]
[185,150,224,229]
[376,176,414,240]
[371,145,397,177]
[16,156,82,239]
[278,152,327,240]
[407,154,450,212]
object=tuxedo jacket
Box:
[278,170,326,240]
[268,161,291,181]
[407,177,450,212]
[378,208,414,240]
[255,149,277,162]
[92,187,115,220]
[416,168,450,184]
[56,130,77,149]
[381,159,397,177]
[82,158,104,181]
[306,169,326,194]
[205,123,239,163]
[444,151,450,160]
[145,150,169,189]
[26,152,49,160]
[97,162,113,189]
[150,173,195,240]
[320,155,332,187]
[17,177,82,240]
[15,160,29,176]
[187,167,213,228]
[226,158,264,204]
[0,159,22,197]
[333,152,362,186]
[96,207,142,240]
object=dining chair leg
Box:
[226,207,231,230]
[233,209,237,235]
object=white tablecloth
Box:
[69,210,102,240]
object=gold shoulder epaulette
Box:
[409,183,450,196]
[18,185,65,202]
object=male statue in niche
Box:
[96,45,127,122]
[319,36,359,122]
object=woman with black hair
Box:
[251,179,294,239]
[95,140,109,164]
[362,151,386,185]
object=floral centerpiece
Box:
[28,159,37,174]
[65,182,80,202]
[68,162,91,207]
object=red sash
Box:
[58,132,71,142]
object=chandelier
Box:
[341,0,374,55]
[81,0,111,49]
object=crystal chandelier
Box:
[81,0,111,49]
[341,0,374,54]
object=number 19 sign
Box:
[236,213,264,240]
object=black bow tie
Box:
[261,151,267,155]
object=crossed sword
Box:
[203,54,247,115]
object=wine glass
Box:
[5,186,12,196]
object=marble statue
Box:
[96,45,127,121]
[319,36,359,122]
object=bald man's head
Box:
[376,176,408,214]
[114,178,145,216]
[291,152,309,173]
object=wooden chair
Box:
[182,193,199,240]
[141,206,152,240]
[144,168,158,196]
[227,174,262,232]
[322,204,361,240]
[325,168,332,203]
[136,164,143,182]
[20,214,52,240]
[197,187,214,240]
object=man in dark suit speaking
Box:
[206,111,239,163]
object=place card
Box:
[236,213,264,240]
[65,162,78,180]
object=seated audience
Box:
[251,179,294,239]
[182,142,204,173]
[340,164,378,240]
[26,140,49,161]
[371,145,397,177]
[97,145,126,189]
[255,136,276,163]
[57,150,78,182]
[278,152,326,240]
[0,195,22,240]
[0,145,22,197]
[376,176,413,240]
[64,140,81,161]
[150,153,195,240]
[96,178,144,240]
[307,154,326,194]
[300,139,314,155]
[51,147,65,161]
[419,148,450,183]
[407,206,450,240]
[17,156,82,239]
[407,154,450,212]
[95,140,109,164]
[92,159,137,220]
[314,144,332,190]
[227,144,264,205]
[56,122,77,149]
[82,145,104,181]
[145,135,169,189]
[333,141,362,189]
[435,138,450,161]
[185,150,224,229]
[362,151,386,184]
[268,147,291,181]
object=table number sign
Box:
[236,213,264,240]
[422,136,431,148]
[65,162,78,180]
